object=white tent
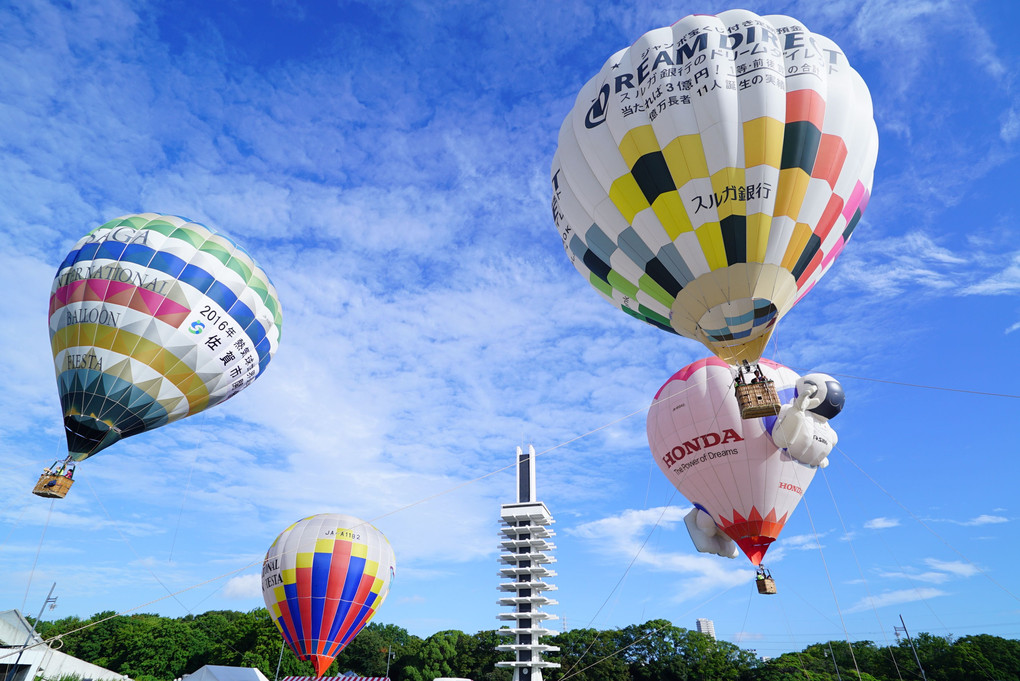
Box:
[0,610,129,681]
[181,666,271,681]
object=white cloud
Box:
[923,558,979,577]
[961,253,1020,295]
[925,513,1010,527]
[849,1,1007,134]
[839,232,971,297]
[864,517,900,530]
[1002,107,1020,143]
[876,569,951,585]
[957,514,1009,526]
[570,506,752,598]
[570,505,687,540]
[875,557,979,585]
[221,573,262,599]
[846,587,947,613]
[778,532,827,551]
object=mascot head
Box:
[797,374,845,420]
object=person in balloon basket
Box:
[40,459,75,486]
[770,374,846,468]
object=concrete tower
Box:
[496,445,561,681]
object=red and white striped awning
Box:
[280,677,389,681]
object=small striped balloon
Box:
[263,514,397,677]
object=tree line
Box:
[31,610,1020,681]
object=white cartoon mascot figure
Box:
[770,373,845,468]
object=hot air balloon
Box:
[38,213,282,497]
[551,10,878,368]
[262,514,396,677]
[647,357,825,580]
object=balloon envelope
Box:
[551,10,878,364]
[49,213,282,461]
[647,357,813,564]
[262,514,396,677]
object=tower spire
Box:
[496,445,561,681]
[517,443,536,502]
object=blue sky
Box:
[1,0,1018,662]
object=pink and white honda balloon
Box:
[647,356,816,565]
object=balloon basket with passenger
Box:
[755,567,777,595]
[33,459,76,499]
[734,361,782,419]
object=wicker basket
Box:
[756,576,777,594]
[33,474,74,499]
[735,381,782,419]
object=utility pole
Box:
[895,614,928,681]
[274,641,284,681]
[826,642,843,681]
[5,583,58,681]
[384,644,395,679]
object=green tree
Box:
[617,618,690,681]
[33,615,85,641]
[679,628,752,681]
[451,629,513,681]
[752,651,830,680]
[48,612,133,670]
[852,641,908,681]
[220,609,297,678]
[388,631,424,681]
[546,627,630,681]
[332,622,416,676]
[26,610,1020,681]
[108,614,205,680]
[800,641,877,680]
[180,610,243,671]
[401,630,463,681]
[956,634,1020,680]
[917,640,954,681]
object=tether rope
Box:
[792,370,1019,400]
[77,476,247,659]
[19,500,54,614]
[801,495,863,677]
[836,445,1018,603]
[819,468,905,681]
[559,490,680,679]
[559,371,737,678]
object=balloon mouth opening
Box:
[63,415,121,460]
[696,298,778,343]
[733,535,776,566]
[311,654,336,677]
